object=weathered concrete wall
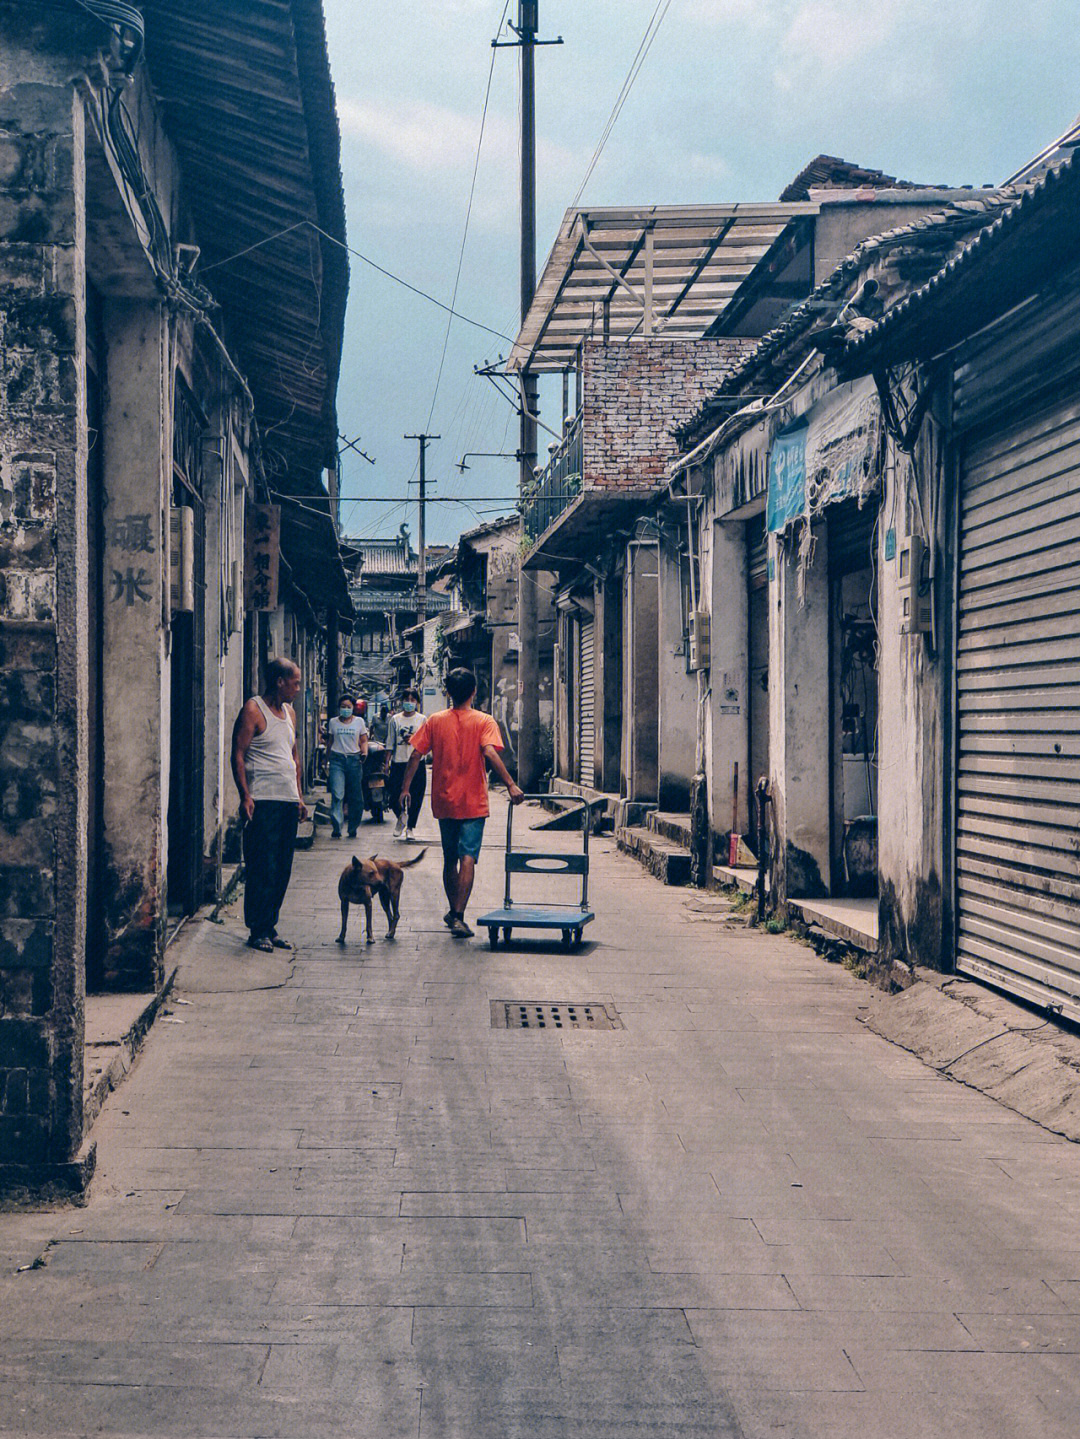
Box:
[657,530,695,811]
[99,299,168,988]
[581,339,755,489]
[705,514,751,838]
[623,540,660,803]
[876,425,948,968]
[769,523,832,904]
[0,17,90,1189]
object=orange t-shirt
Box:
[410,706,503,819]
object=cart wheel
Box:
[486,927,499,950]
[561,929,572,951]
[572,928,584,950]
[502,927,513,945]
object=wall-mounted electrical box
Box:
[897,534,931,635]
[170,506,195,613]
[688,609,711,670]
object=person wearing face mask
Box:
[387,688,426,839]
[323,693,369,840]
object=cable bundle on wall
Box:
[73,0,144,71]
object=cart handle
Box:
[503,794,599,909]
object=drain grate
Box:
[491,1001,622,1031]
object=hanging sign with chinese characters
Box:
[245,503,281,612]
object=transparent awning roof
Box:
[507,202,817,373]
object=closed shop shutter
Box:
[955,393,1080,1014]
[577,616,596,787]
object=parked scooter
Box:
[363,740,389,823]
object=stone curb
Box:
[862,969,1080,1142]
[83,968,177,1133]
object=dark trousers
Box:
[390,761,426,827]
[243,800,299,939]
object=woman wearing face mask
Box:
[387,688,426,839]
[323,694,369,839]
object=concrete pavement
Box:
[3,797,1080,1437]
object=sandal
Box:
[247,936,274,953]
[269,936,291,950]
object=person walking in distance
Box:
[231,658,309,952]
[324,693,368,839]
[387,688,426,839]
[399,667,523,938]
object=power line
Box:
[571,0,673,208]
[200,218,511,342]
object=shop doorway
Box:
[166,383,207,921]
[828,500,879,896]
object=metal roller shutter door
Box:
[956,394,1080,1014]
[577,617,595,787]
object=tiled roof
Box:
[675,190,1013,449]
[779,154,928,203]
[841,151,1080,367]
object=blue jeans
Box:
[328,753,364,835]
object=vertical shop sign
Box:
[245,503,280,611]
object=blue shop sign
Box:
[766,421,807,534]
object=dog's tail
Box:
[397,847,428,868]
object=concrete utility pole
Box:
[496,0,561,788]
[405,432,439,622]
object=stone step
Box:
[615,825,692,886]
[646,810,692,848]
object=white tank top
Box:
[246,696,300,802]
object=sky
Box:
[323,0,1080,547]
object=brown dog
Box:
[336,849,427,945]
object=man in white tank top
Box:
[231,658,309,952]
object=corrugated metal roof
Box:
[508,203,816,373]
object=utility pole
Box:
[404,432,439,622]
[495,0,561,789]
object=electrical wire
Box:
[424,0,511,433]
[73,0,143,68]
[571,0,673,208]
[201,217,511,342]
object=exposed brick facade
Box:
[580,338,756,489]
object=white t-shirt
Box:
[387,710,425,764]
[328,715,368,756]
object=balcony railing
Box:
[521,413,583,544]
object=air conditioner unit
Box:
[169,506,195,613]
[688,609,711,671]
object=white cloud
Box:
[338,95,591,229]
[780,0,906,68]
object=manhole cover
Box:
[491,1001,622,1031]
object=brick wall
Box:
[0,14,88,1189]
[580,338,756,489]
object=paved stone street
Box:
[4,798,1080,1438]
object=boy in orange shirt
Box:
[400,667,523,937]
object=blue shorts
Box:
[438,817,486,861]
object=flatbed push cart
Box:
[478,794,596,951]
